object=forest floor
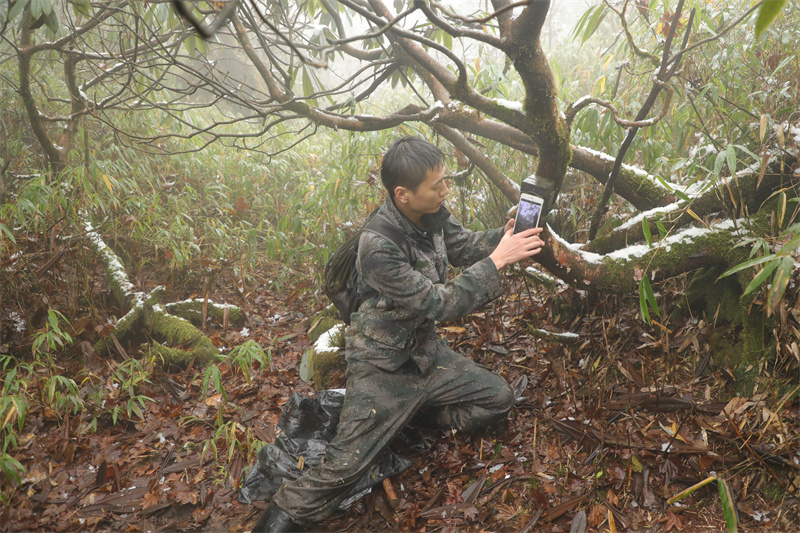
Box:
[2,248,799,533]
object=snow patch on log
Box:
[84,219,136,302]
[614,202,682,233]
[576,145,671,191]
[524,265,567,290]
[314,323,345,353]
[494,98,524,114]
[528,328,580,344]
[605,219,742,262]
[550,225,604,265]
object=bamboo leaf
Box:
[755,0,787,38]
[686,208,707,228]
[302,67,314,98]
[777,231,800,255]
[442,30,453,50]
[0,222,15,244]
[639,278,651,324]
[674,189,691,202]
[642,216,653,247]
[714,151,726,177]
[572,4,608,45]
[726,144,737,176]
[719,254,776,279]
[766,257,794,312]
[73,0,92,18]
[583,5,608,44]
[743,259,780,296]
[656,219,668,238]
[642,275,661,318]
[667,476,717,505]
[299,348,314,382]
[717,478,739,533]
[185,34,196,57]
[102,174,114,194]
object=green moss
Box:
[685,267,743,324]
[740,305,776,366]
[312,348,347,390]
[146,308,219,366]
[164,300,243,327]
[306,307,342,344]
[149,341,218,367]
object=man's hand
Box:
[489,225,545,270]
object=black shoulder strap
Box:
[363,214,417,266]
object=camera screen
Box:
[514,196,542,234]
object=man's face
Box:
[394,165,450,224]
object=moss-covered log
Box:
[84,220,232,366]
[538,219,752,294]
[302,307,348,390]
[308,321,347,390]
[306,305,342,344]
[585,153,799,255]
[146,304,220,366]
[164,299,244,328]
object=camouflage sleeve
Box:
[358,232,504,322]
[443,215,504,267]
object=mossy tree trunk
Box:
[84,221,240,366]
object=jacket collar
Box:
[380,196,451,236]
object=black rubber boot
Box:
[251,501,305,533]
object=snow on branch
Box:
[539,220,751,293]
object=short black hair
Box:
[380,136,444,198]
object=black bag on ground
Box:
[322,212,416,324]
[238,390,412,509]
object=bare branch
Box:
[171,0,239,39]
[604,0,659,66]
[565,91,673,128]
[416,1,505,50]
[433,124,520,204]
[433,0,530,25]
[588,1,693,241]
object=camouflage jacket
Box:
[347,197,504,374]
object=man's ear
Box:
[393,185,410,204]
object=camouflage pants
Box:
[271,345,515,525]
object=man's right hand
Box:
[489,226,545,270]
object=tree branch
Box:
[588,1,693,241]
[433,123,520,204]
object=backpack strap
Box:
[363,214,417,266]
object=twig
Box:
[588,3,694,241]
[171,0,239,39]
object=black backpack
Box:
[323,213,417,324]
